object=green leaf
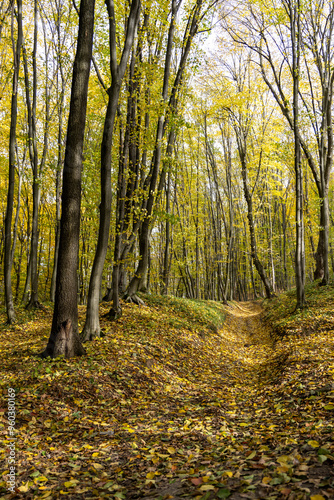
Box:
[217,488,231,499]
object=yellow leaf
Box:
[34,475,48,484]
[44,421,51,428]
[40,492,52,498]
[298,464,309,471]
[92,452,99,457]
[167,447,176,454]
[262,476,271,485]
[64,481,78,488]
[146,472,155,480]
[18,483,30,493]
[277,455,292,464]
[199,484,215,491]
[308,440,320,448]
[92,463,103,470]
[310,496,326,500]
[224,471,233,478]
[277,465,290,473]
[246,451,256,460]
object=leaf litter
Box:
[0,284,333,499]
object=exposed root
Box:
[104,306,122,321]
[81,328,102,342]
[123,294,145,306]
[26,299,46,311]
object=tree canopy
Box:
[0,0,333,333]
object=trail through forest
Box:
[1,291,334,499]
[143,300,334,500]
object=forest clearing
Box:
[1,283,334,499]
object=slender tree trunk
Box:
[237,134,273,299]
[125,0,204,302]
[161,171,171,295]
[82,0,140,339]
[4,0,22,324]
[23,0,44,309]
[290,0,306,309]
[314,195,329,284]
[51,3,65,302]
[82,81,120,338]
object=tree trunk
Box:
[42,0,95,358]
[51,6,65,303]
[237,134,273,300]
[4,0,22,324]
[290,0,306,309]
[124,0,204,302]
[314,194,329,284]
[161,171,171,295]
[82,0,140,339]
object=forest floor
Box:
[0,283,334,500]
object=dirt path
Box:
[213,301,274,388]
[142,301,334,499]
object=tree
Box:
[223,0,334,286]
[81,0,141,341]
[288,0,305,308]
[42,0,95,358]
[22,0,51,309]
[4,0,22,324]
[123,0,215,304]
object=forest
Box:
[1,0,334,499]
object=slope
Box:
[0,287,333,499]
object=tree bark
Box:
[125,0,204,301]
[238,135,273,300]
[4,0,22,324]
[290,0,306,309]
[42,0,95,358]
[82,0,141,340]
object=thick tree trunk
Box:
[42,0,95,358]
[42,319,85,359]
[51,4,65,303]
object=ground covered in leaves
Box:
[1,284,334,499]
